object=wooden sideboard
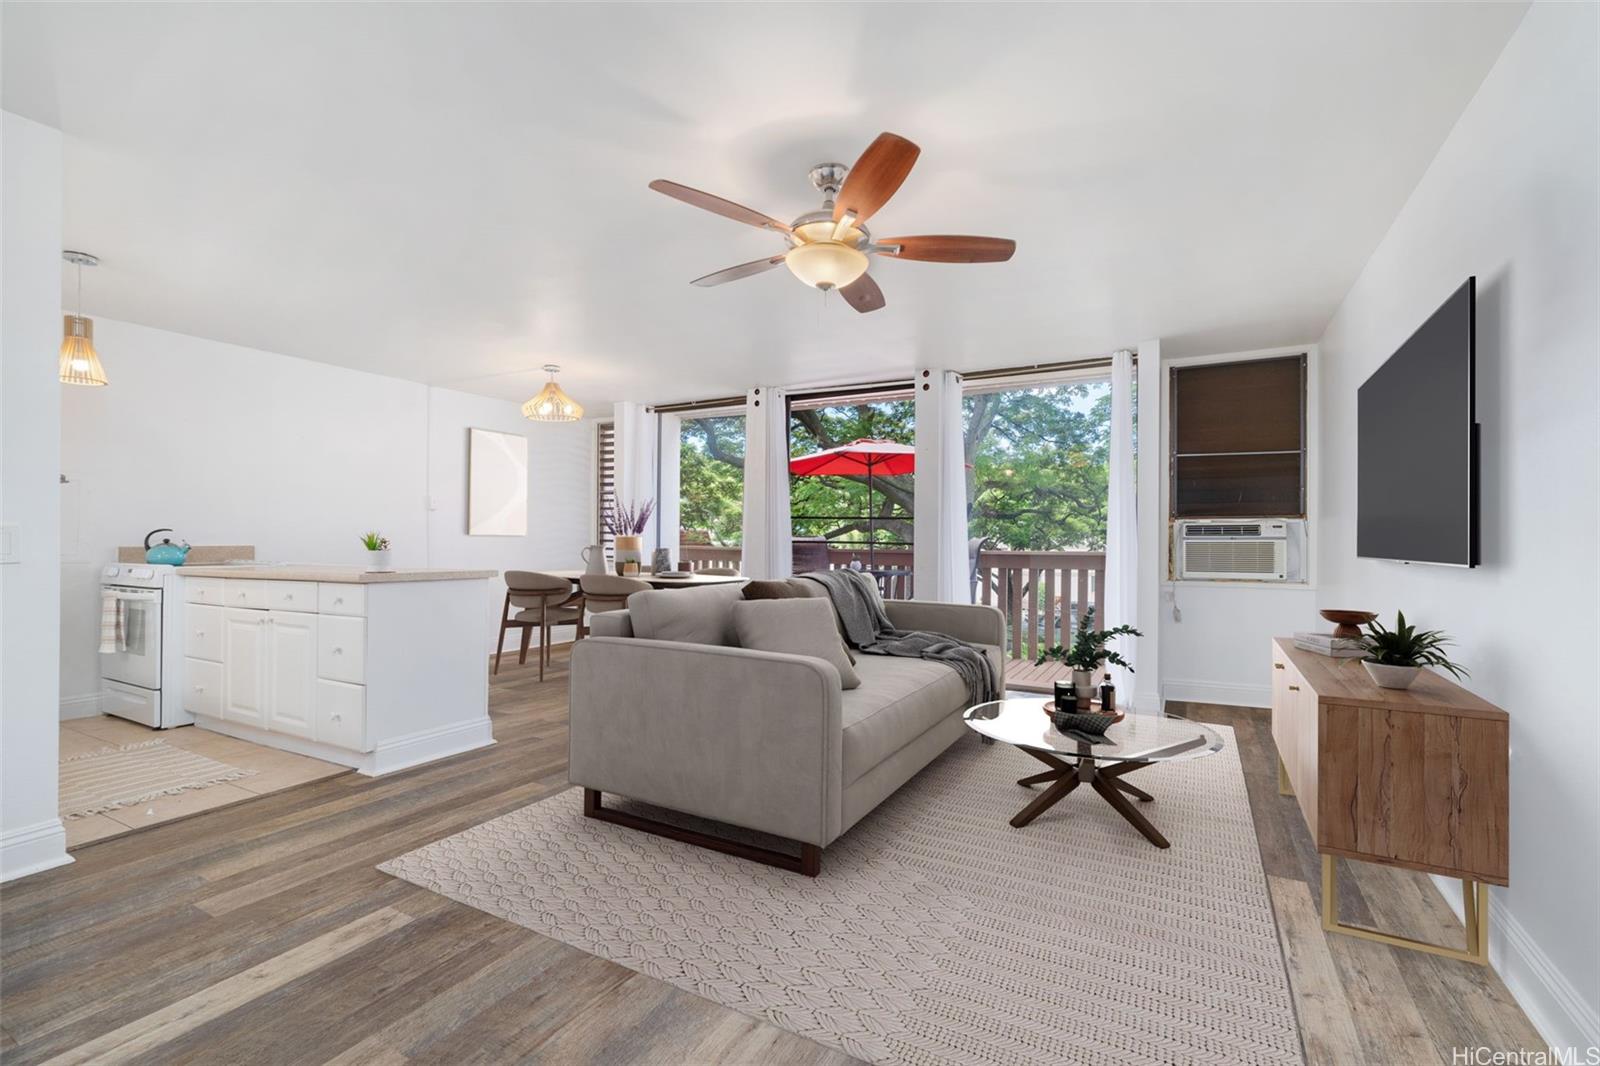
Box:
[1270,637,1509,964]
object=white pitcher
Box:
[581,544,607,575]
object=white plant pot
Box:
[1362,660,1420,689]
[366,549,393,573]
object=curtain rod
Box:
[786,379,915,405]
[961,354,1129,383]
[649,395,747,415]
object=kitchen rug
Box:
[379,725,1303,1066]
[59,739,256,819]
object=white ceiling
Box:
[4,2,1525,409]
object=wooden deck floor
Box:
[1003,654,1073,691]
[0,649,1544,1064]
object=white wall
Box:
[1158,345,1320,708]
[1,112,71,880]
[1317,2,1598,1049]
[59,318,593,711]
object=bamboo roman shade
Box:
[1170,355,1306,518]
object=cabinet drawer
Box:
[184,577,225,605]
[222,579,269,610]
[265,580,318,611]
[185,657,223,718]
[186,604,223,661]
[318,615,366,683]
[318,583,366,617]
[315,679,367,751]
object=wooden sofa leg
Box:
[582,789,822,877]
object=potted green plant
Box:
[1035,606,1141,707]
[359,531,392,573]
[1357,611,1468,689]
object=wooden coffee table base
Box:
[1009,749,1169,848]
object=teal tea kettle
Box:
[144,528,191,566]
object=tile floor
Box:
[60,715,349,848]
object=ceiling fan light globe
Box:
[784,241,868,291]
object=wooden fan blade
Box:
[691,255,787,287]
[879,235,1016,263]
[833,133,920,223]
[839,273,886,313]
[649,180,791,233]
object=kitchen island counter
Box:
[179,564,497,583]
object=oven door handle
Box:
[106,587,161,601]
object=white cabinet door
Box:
[266,610,318,739]
[222,608,268,727]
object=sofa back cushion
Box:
[733,599,861,690]
[627,583,745,646]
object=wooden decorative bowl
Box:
[1319,609,1377,640]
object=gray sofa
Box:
[569,582,1005,876]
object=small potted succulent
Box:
[605,499,654,576]
[359,531,392,573]
[1036,606,1141,709]
[1357,611,1468,689]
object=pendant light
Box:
[522,363,583,422]
[59,251,108,387]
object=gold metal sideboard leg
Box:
[1320,854,1490,965]
[1278,755,1293,796]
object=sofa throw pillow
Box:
[742,579,805,600]
[629,583,745,646]
[733,599,861,690]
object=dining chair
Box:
[699,566,741,576]
[496,571,584,680]
[579,573,651,618]
[791,536,831,575]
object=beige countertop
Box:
[178,564,497,584]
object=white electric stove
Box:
[99,563,192,728]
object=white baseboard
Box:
[198,716,494,778]
[0,819,74,882]
[1429,874,1600,1053]
[1161,678,1271,709]
[368,719,495,777]
[59,693,102,720]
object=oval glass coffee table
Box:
[963,699,1224,848]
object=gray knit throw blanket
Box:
[798,569,998,706]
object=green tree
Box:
[678,415,746,545]
[964,382,1109,551]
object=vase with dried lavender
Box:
[605,499,654,576]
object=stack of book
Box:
[1293,631,1366,658]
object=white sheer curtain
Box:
[1103,349,1139,701]
[913,370,970,601]
[739,386,791,578]
[612,401,660,549]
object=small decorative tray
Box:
[1043,701,1125,735]
[652,572,693,579]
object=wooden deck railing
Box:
[678,544,1106,674]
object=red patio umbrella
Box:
[788,438,915,569]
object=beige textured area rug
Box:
[60,739,256,819]
[380,726,1302,1066]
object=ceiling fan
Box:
[649,132,1016,314]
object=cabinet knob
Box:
[285,594,294,601]
[331,713,342,721]
[333,646,343,654]
[334,598,343,605]
[1288,684,1300,692]
[196,630,205,637]
[1273,662,1284,670]
[194,685,204,693]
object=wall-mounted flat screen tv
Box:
[1357,277,1479,567]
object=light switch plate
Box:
[0,523,18,564]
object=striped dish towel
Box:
[98,590,124,654]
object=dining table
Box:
[544,569,747,590]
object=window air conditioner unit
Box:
[1175,519,1302,581]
